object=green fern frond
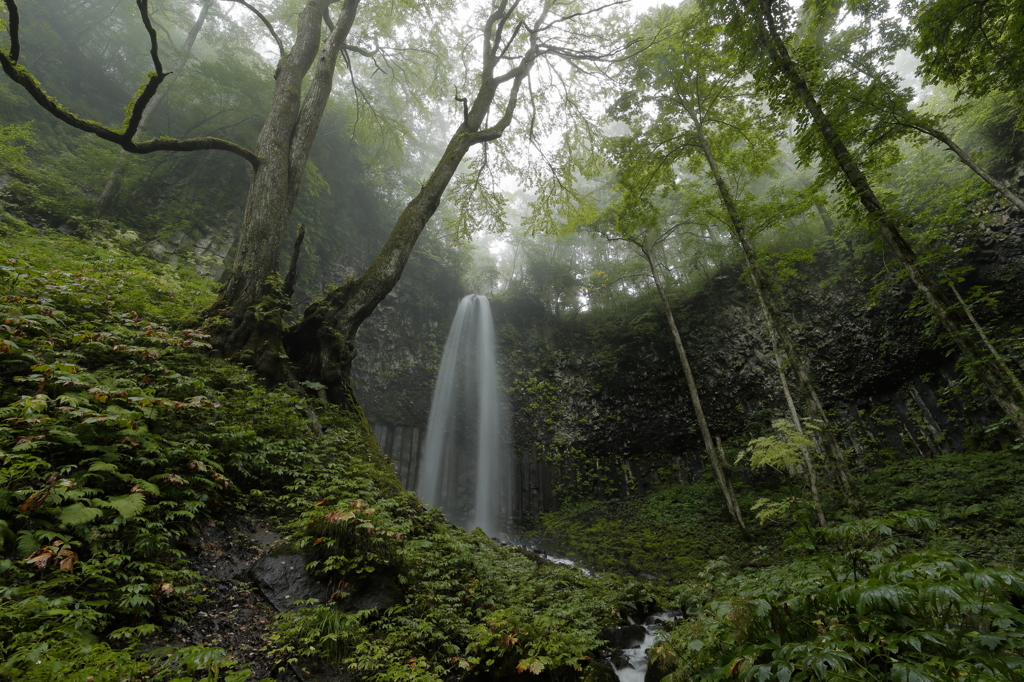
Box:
[59,502,104,526]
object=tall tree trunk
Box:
[779,157,836,236]
[696,131,860,511]
[949,283,1024,398]
[843,57,1024,215]
[96,0,214,214]
[754,0,1024,439]
[641,249,748,533]
[207,0,360,376]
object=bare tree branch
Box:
[0,0,260,168]
[343,43,374,57]
[123,0,169,140]
[220,0,284,56]
[4,0,20,63]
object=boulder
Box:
[251,554,332,612]
[582,659,619,682]
[600,623,647,649]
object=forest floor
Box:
[525,448,1024,584]
[160,520,284,680]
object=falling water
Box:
[416,295,510,537]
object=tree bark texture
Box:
[209,0,360,375]
[755,0,1024,439]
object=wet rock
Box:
[645,657,670,682]
[162,519,284,680]
[339,570,402,613]
[251,554,332,612]
[644,610,682,627]
[583,659,619,682]
[600,623,647,649]
[610,651,630,669]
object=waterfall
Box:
[416,295,510,537]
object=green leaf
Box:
[59,502,103,526]
[970,632,1006,650]
[88,462,119,472]
[16,530,39,557]
[131,480,160,496]
[890,662,937,682]
[97,493,146,518]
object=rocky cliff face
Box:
[354,212,1024,523]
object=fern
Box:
[16,529,40,557]
[88,461,119,473]
[95,493,146,519]
[742,419,816,472]
[58,503,104,527]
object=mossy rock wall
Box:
[354,216,1024,523]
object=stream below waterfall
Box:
[611,613,676,682]
[513,545,673,680]
[532,551,592,575]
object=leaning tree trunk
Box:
[282,84,528,405]
[949,283,1024,399]
[813,201,835,235]
[755,0,1024,439]
[206,0,360,377]
[96,0,214,214]
[846,60,1024,215]
[643,250,748,533]
[696,131,860,512]
[763,301,827,526]
[283,0,541,407]
[780,157,835,235]
[921,125,1024,214]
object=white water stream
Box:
[613,614,677,682]
[416,295,510,537]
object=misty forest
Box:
[3,0,1024,679]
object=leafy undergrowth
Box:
[0,221,379,678]
[650,512,1024,681]
[273,504,652,681]
[859,450,1024,564]
[6,220,1024,682]
[0,222,650,680]
[530,447,1024,585]
[524,478,794,582]
[530,450,1024,680]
